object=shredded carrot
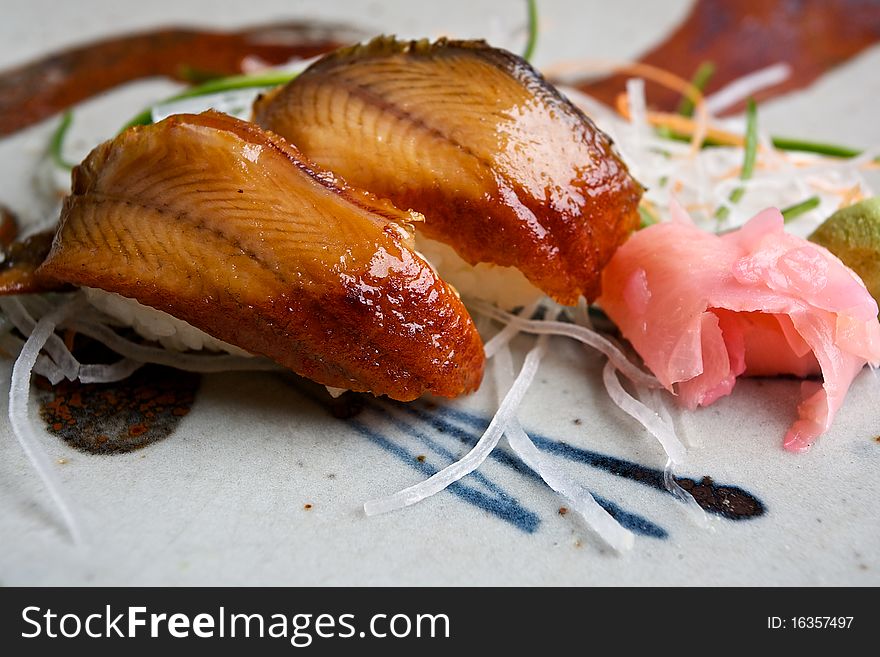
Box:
[544,59,709,154]
[808,179,860,196]
[715,158,777,181]
[684,202,715,214]
[642,198,660,213]
[717,164,743,180]
[839,183,864,208]
[773,149,880,171]
[615,92,744,149]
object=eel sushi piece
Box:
[36,111,484,401]
[253,36,643,306]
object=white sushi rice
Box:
[415,234,543,310]
[83,287,251,355]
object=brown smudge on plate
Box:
[0,21,357,136]
[573,0,880,116]
[35,336,199,454]
[676,475,763,520]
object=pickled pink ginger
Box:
[599,204,880,452]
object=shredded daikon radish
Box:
[64,319,280,373]
[640,384,697,448]
[704,63,791,116]
[152,88,272,124]
[626,77,649,156]
[573,297,593,330]
[78,359,144,384]
[7,299,87,546]
[363,334,548,516]
[663,459,708,527]
[601,360,687,466]
[0,297,81,380]
[602,362,706,523]
[494,341,634,552]
[32,355,66,385]
[0,332,64,384]
[18,294,58,318]
[556,60,876,238]
[543,59,709,153]
[470,299,659,388]
[481,298,542,358]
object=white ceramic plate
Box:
[1,0,878,585]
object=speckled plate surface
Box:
[1,0,878,585]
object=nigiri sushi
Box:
[253,36,643,306]
[599,203,880,451]
[35,111,485,401]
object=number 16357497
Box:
[768,617,853,629]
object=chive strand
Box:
[177,65,227,85]
[781,196,821,222]
[655,126,878,163]
[769,136,875,161]
[49,110,76,170]
[638,204,659,228]
[523,0,539,62]
[120,70,299,131]
[715,98,758,220]
[677,61,714,117]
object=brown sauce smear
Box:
[34,334,199,454]
[37,363,199,454]
[573,0,880,115]
[0,21,352,136]
[676,475,764,520]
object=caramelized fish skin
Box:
[37,112,484,401]
[254,37,643,305]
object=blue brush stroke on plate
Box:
[293,381,765,540]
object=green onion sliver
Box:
[120,70,299,132]
[715,98,758,220]
[522,0,539,62]
[49,111,76,170]
[638,204,659,229]
[781,196,821,223]
[770,136,880,162]
[677,61,714,118]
